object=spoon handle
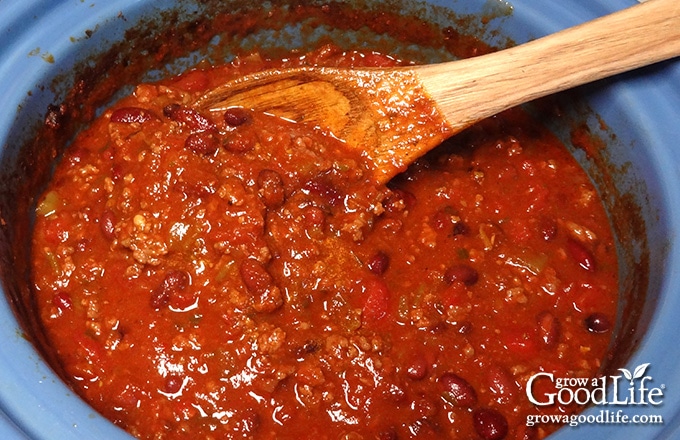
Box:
[418,0,680,131]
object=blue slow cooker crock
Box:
[1,0,678,438]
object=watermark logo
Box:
[525,363,665,427]
[526,363,664,406]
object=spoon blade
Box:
[197,67,451,183]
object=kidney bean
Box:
[473,408,508,440]
[110,107,155,124]
[536,311,560,348]
[444,264,479,286]
[366,251,390,275]
[304,177,343,207]
[438,372,477,407]
[52,291,73,312]
[163,104,215,132]
[405,354,428,380]
[164,270,190,291]
[99,209,117,240]
[164,374,183,394]
[585,312,611,333]
[240,259,273,294]
[224,107,252,126]
[539,216,558,241]
[257,169,285,208]
[185,130,220,155]
[486,365,518,404]
[566,238,596,271]
[240,259,283,313]
[150,270,190,309]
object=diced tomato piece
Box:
[502,327,539,358]
[503,218,532,243]
[570,283,613,314]
[360,52,396,67]
[75,334,103,363]
[112,384,142,409]
[172,69,210,92]
[566,238,596,271]
[42,216,69,246]
[168,290,197,311]
[526,184,550,213]
[362,277,391,323]
[441,281,467,308]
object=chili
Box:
[31,44,618,440]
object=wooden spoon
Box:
[197,0,680,183]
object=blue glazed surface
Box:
[1,0,678,438]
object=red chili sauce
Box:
[32,45,618,440]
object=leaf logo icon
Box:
[619,368,633,382]
[633,363,651,380]
[619,363,650,385]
